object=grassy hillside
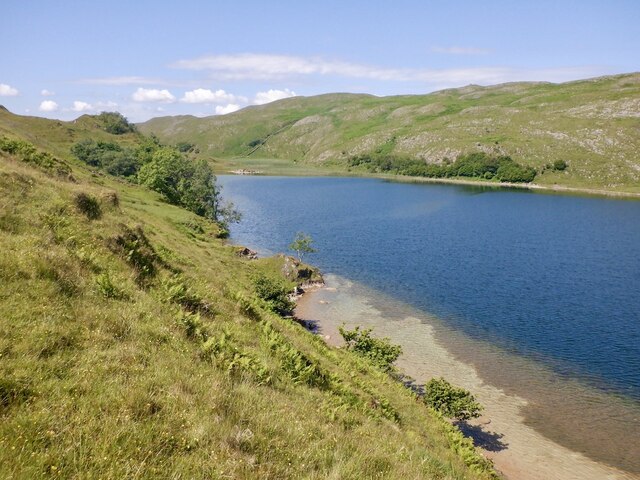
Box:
[139,73,640,193]
[0,119,496,478]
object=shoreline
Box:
[295,274,639,480]
[217,167,640,200]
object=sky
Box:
[1,0,639,122]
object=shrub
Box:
[1,136,71,177]
[339,326,402,372]
[553,159,567,171]
[423,377,482,421]
[253,274,294,316]
[73,192,102,220]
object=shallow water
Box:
[219,175,640,475]
[297,275,639,479]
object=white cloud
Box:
[40,89,55,96]
[215,103,240,115]
[71,101,93,112]
[39,100,59,112]
[253,88,297,105]
[80,76,164,86]
[430,46,490,55]
[0,83,19,96]
[171,53,607,87]
[181,88,246,104]
[132,87,176,103]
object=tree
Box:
[423,377,482,421]
[289,231,316,262]
[137,147,187,204]
[339,325,402,372]
[97,111,136,135]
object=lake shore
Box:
[295,274,639,480]
[219,165,640,199]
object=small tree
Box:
[289,231,316,262]
[423,377,482,421]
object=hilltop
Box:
[0,113,496,478]
[139,73,640,193]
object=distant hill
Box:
[0,108,143,161]
[139,73,640,192]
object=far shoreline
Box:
[216,163,640,200]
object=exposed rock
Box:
[236,246,258,260]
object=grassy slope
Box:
[138,74,640,193]
[0,119,495,478]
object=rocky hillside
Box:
[139,73,640,192]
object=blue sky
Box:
[1,0,638,121]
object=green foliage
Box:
[262,321,331,388]
[0,136,71,176]
[106,225,158,284]
[175,141,198,153]
[138,149,241,228]
[70,139,140,177]
[97,111,136,135]
[553,159,568,171]
[253,274,294,316]
[73,192,102,220]
[423,378,483,421]
[160,274,212,315]
[349,151,537,183]
[339,326,402,372]
[201,331,271,384]
[176,310,208,341]
[289,231,316,262]
[95,272,127,299]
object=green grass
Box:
[138,72,640,193]
[0,134,497,478]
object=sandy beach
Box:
[296,274,639,480]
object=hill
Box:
[0,115,496,478]
[139,73,640,193]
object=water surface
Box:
[219,175,640,473]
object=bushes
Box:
[423,377,483,421]
[0,136,71,177]
[339,326,402,372]
[348,151,537,183]
[253,274,295,316]
[73,192,102,220]
[71,139,140,177]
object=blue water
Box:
[219,176,640,402]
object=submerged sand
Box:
[296,274,639,480]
